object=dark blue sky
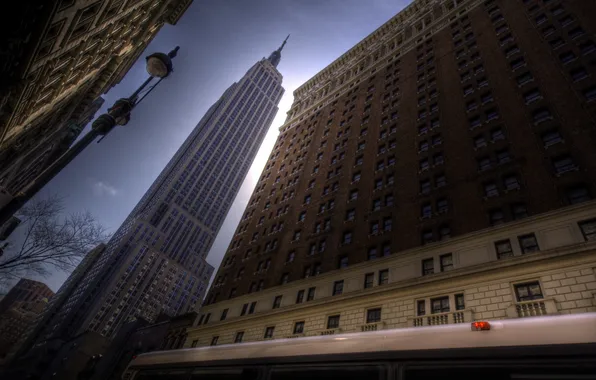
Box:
[35,0,409,291]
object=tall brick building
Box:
[187,0,596,346]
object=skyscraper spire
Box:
[267,34,290,68]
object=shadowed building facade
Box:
[0,0,192,197]
[188,0,596,347]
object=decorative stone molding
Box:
[506,299,558,318]
[408,309,473,327]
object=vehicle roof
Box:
[130,313,596,368]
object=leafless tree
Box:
[0,195,110,286]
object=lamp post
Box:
[0,47,180,227]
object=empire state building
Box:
[24,38,288,345]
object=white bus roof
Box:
[130,313,596,368]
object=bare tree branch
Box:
[0,197,110,287]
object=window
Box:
[419,140,429,152]
[298,211,306,223]
[210,336,219,346]
[422,258,434,275]
[307,287,316,301]
[293,321,305,334]
[519,233,539,254]
[382,242,391,256]
[296,289,305,304]
[191,340,198,348]
[364,273,374,289]
[333,280,344,296]
[524,88,542,103]
[579,219,596,241]
[366,308,382,323]
[355,155,364,166]
[281,272,289,284]
[504,175,520,191]
[367,247,377,260]
[559,51,577,64]
[583,86,596,102]
[420,179,431,194]
[478,156,491,171]
[495,239,514,259]
[352,172,361,182]
[379,269,389,285]
[421,203,432,218]
[417,300,426,316]
[327,315,340,329]
[375,179,383,190]
[484,182,499,197]
[510,57,526,70]
[511,203,528,220]
[273,295,282,309]
[349,189,359,201]
[496,149,510,164]
[533,108,553,124]
[474,135,486,148]
[516,72,534,86]
[431,296,450,313]
[304,195,311,204]
[240,304,248,316]
[514,281,543,302]
[345,208,356,221]
[264,326,275,339]
[489,208,505,226]
[455,294,465,310]
[422,230,434,245]
[553,155,577,174]
[439,225,451,240]
[234,331,244,343]
[542,130,563,147]
[435,174,446,188]
[567,185,591,204]
[436,198,448,213]
[440,253,454,271]
[342,231,352,245]
[248,301,257,314]
[433,153,444,165]
[420,158,430,171]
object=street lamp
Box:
[0,47,181,228]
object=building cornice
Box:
[280,0,485,133]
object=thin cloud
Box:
[91,180,119,197]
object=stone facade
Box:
[0,0,192,196]
[187,202,596,346]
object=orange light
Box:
[471,321,491,331]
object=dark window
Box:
[455,294,465,310]
[293,321,305,334]
[489,208,505,225]
[220,308,228,321]
[440,253,454,271]
[519,233,539,254]
[248,301,257,314]
[417,300,426,316]
[338,255,349,268]
[515,281,543,301]
[296,290,305,304]
[234,331,244,343]
[333,280,344,296]
[191,340,198,347]
[553,155,577,174]
[281,273,289,284]
[327,315,340,329]
[570,67,588,82]
[431,296,450,313]
[542,130,563,147]
[273,295,282,309]
[210,336,219,346]
[307,287,316,301]
[366,308,382,323]
[583,86,596,102]
[342,231,353,245]
[422,230,434,245]
[579,219,596,241]
[204,313,211,324]
[512,203,528,220]
[264,326,275,339]
[367,247,377,260]
[382,242,391,256]
[379,269,389,285]
[422,258,434,275]
[495,239,514,259]
[364,273,374,289]
[240,304,248,316]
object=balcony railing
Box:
[408,309,473,327]
[506,298,557,318]
[320,328,341,335]
[360,322,384,332]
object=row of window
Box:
[205,276,551,346]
